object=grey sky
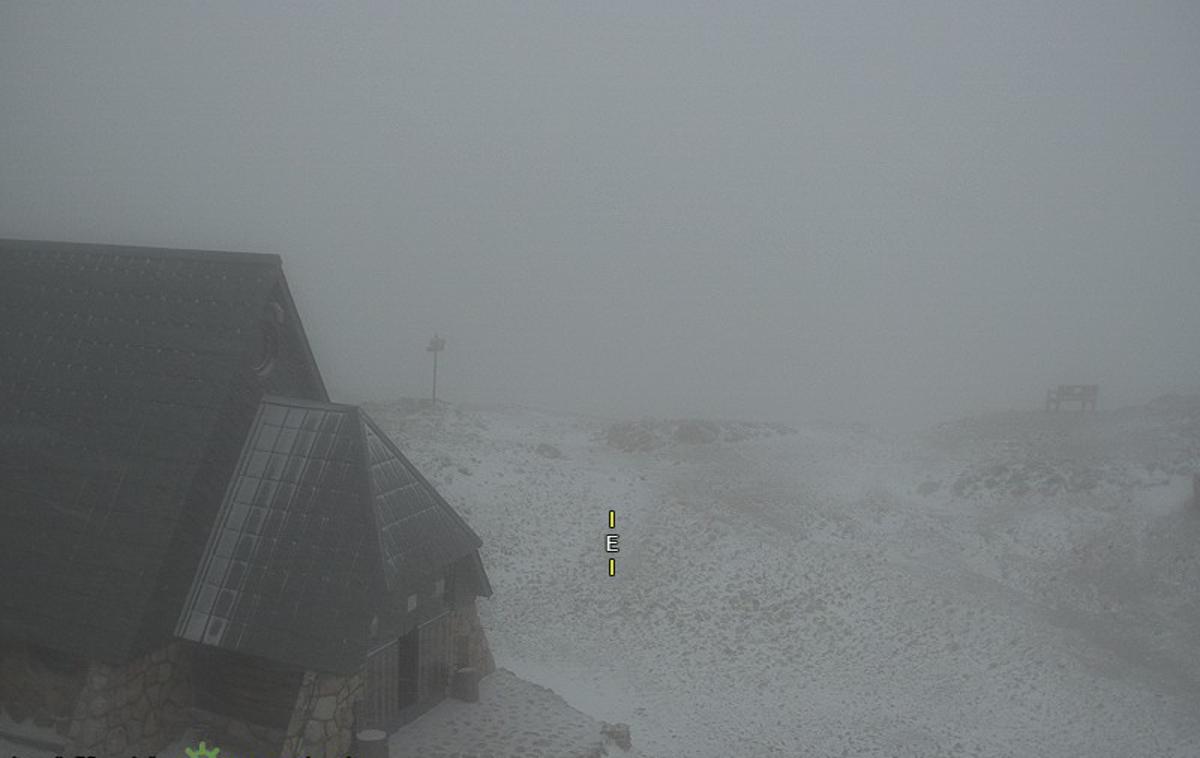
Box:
[3,1,1198,427]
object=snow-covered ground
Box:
[0,712,66,757]
[386,668,645,758]
[369,397,1200,758]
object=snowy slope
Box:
[367,399,1200,758]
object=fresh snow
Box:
[0,712,65,757]
[371,398,1200,758]
[386,668,647,758]
[5,400,1194,757]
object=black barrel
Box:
[452,667,481,702]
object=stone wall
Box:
[280,669,363,758]
[64,640,191,757]
[450,596,495,676]
[0,638,85,740]
[4,596,492,757]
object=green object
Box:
[185,741,220,758]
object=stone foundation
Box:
[64,641,191,757]
[450,597,495,676]
[280,669,363,758]
[0,638,86,740]
[3,597,494,756]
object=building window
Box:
[407,594,418,612]
[253,302,284,378]
[432,578,444,598]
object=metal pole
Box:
[427,334,445,407]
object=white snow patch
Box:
[376,400,1200,757]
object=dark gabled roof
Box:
[0,239,327,662]
[176,397,486,673]
[361,411,484,589]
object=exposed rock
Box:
[606,417,796,452]
[673,419,719,444]
[601,721,633,751]
[605,421,661,453]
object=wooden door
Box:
[362,632,415,732]
[417,611,451,704]
[361,611,454,732]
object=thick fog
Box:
[2,2,1198,428]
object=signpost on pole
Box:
[426,334,446,405]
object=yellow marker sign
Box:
[607,510,619,576]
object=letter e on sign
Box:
[605,534,620,553]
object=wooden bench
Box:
[1046,384,1098,411]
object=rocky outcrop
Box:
[606,418,796,452]
[601,721,633,751]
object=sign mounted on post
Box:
[427,334,446,404]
